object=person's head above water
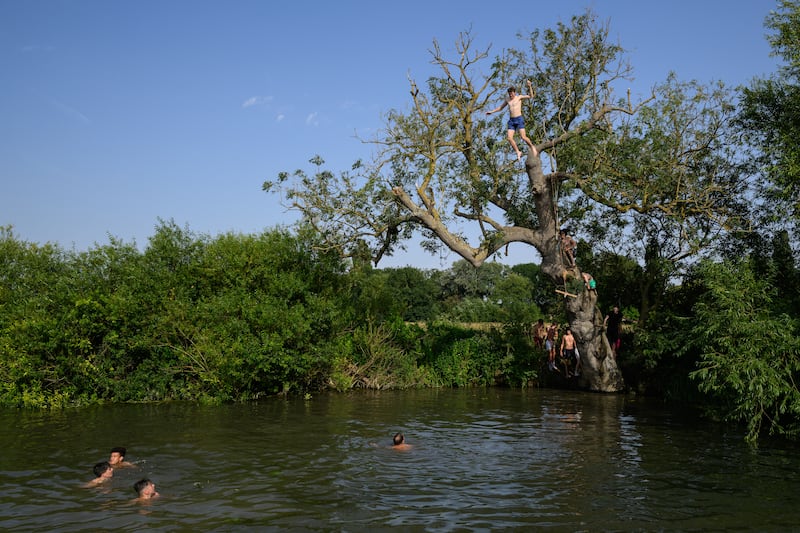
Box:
[393,432,405,446]
[109,447,126,464]
[82,461,113,487]
[134,478,159,499]
[93,461,112,478]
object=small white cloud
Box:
[21,44,55,53]
[305,112,318,126]
[276,114,285,122]
[242,95,273,108]
[50,99,90,124]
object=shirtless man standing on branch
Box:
[486,80,538,161]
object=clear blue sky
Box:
[0,0,780,269]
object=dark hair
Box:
[507,86,516,94]
[134,478,153,495]
[110,446,126,457]
[93,461,111,477]
[393,432,404,446]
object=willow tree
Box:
[264,12,742,392]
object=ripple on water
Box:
[1,390,800,530]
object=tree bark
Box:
[564,277,625,392]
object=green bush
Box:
[0,225,351,405]
[688,259,800,443]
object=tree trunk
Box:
[526,153,625,392]
[564,279,625,392]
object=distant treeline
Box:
[1,221,799,443]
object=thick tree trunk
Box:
[526,153,625,392]
[563,277,625,392]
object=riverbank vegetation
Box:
[0,222,539,405]
[3,2,800,446]
[2,220,798,444]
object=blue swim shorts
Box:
[507,115,525,131]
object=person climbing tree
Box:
[559,229,576,267]
[486,80,538,161]
[582,272,596,292]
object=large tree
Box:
[264,11,742,392]
[739,0,800,220]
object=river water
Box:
[1,388,798,531]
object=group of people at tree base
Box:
[82,446,159,503]
[533,305,623,378]
[533,320,580,377]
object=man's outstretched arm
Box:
[486,100,508,115]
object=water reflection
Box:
[1,389,799,530]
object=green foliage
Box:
[7,217,800,446]
[434,336,489,387]
[625,307,696,401]
[346,319,431,389]
[348,267,440,323]
[580,251,644,316]
[0,224,350,406]
[439,261,505,300]
[417,321,531,388]
[383,268,440,321]
[429,327,500,387]
[0,221,548,407]
[688,259,800,444]
[494,322,540,387]
[767,0,800,74]
[510,263,558,315]
[443,297,500,323]
[765,229,800,315]
[435,260,542,323]
[739,78,800,217]
[174,229,348,399]
[493,272,540,325]
[0,225,521,402]
[0,227,90,407]
[738,0,800,217]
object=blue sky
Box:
[0,1,781,269]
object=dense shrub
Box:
[0,224,350,405]
[688,259,800,443]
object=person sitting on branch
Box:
[486,80,538,161]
